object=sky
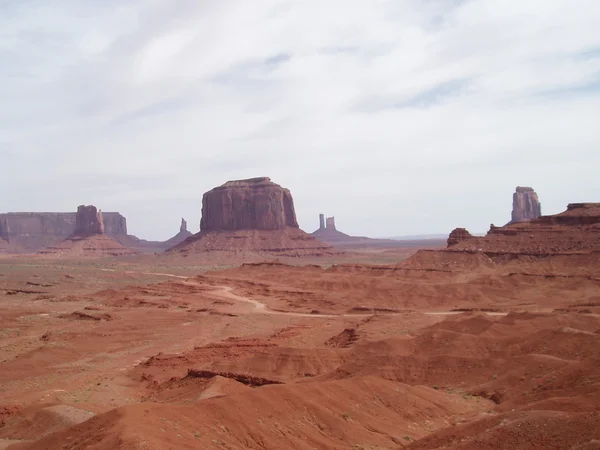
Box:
[1,0,599,240]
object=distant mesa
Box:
[39,205,138,258]
[169,177,334,256]
[510,186,541,224]
[0,210,128,252]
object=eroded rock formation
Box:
[0,212,127,251]
[200,177,299,232]
[510,186,541,224]
[73,205,104,237]
[39,205,137,258]
[449,203,600,255]
[311,214,421,249]
[180,218,188,233]
[447,228,474,247]
[170,177,333,256]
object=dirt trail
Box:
[11,264,507,318]
[105,269,509,318]
[181,280,508,318]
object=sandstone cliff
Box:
[510,186,541,224]
[39,205,137,258]
[0,212,127,251]
[170,177,333,256]
[449,203,600,255]
[72,205,104,237]
[200,177,299,232]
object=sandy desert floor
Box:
[0,246,599,449]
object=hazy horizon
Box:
[2,1,599,241]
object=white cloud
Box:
[1,0,599,239]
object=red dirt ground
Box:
[0,234,599,449]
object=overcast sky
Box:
[1,0,599,240]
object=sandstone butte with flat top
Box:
[169,177,334,256]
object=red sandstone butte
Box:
[510,186,541,224]
[169,177,333,256]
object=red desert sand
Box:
[0,202,599,449]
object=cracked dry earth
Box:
[0,253,599,449]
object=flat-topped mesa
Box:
[72,205,104,238]
[168,177,334,256]
[447,228,474,247]
[510,186,541,224]
[200,177,299,232]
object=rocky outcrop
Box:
[510,187,541,224]
[447,228,474,247]
[200,177,298,232]
[162,218,193,248]
[326,217,336,231]
[169,178,334,256]
[0,212,128,251]
[38,205,137,258]
[319,214,325,231]
[450,203,600,255]
[72,205,104,237]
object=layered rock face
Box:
[200,177,298,232]
[73,205,104,237]
[39,205,137,258]
[447,228,474,247]
[170,178,333,256]
[0,212,128,251]
[510,186,541,224]
[450,203,600,255]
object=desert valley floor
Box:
[1,235,599,450]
